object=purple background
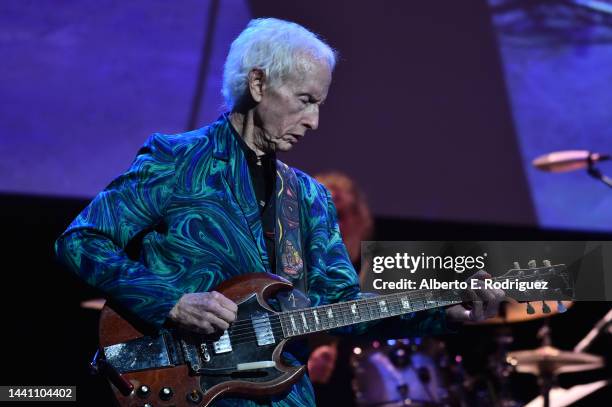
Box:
[1,0,611,230]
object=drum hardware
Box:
[507,320,607,407]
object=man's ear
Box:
[247,68,266,103]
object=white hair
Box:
[222,18,336,110]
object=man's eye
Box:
[299,97,309,105]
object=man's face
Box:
[253,58,332,152]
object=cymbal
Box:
[467,300,573,325]
[507,346,604,375]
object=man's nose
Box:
[303,105,319,130]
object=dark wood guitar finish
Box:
[98,264,572,407]
[99,273,304,407]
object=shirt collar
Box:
[224,112,276,166]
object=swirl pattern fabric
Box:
[275,160,305,290]
[55,115,448,406]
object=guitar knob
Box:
[137,385,150,398]
[541,301,551,314]
[526,302,535,315]
[186,389,203,404]
[143,404,153,407]
[543,260,551,267]
[528,260,537,269]
[159,387,173,401]
[513,262,520,270]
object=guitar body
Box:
[98,263,571,407]
[99,273,306,407]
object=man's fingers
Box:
[474,286,504,319]
[486,288,505,318]
[202,294,237,323]
[473,270,491,280]
[169,292,238,335]
[190,319,214,335]
[470,300,484,321]
[200,311,230,331]
[211,291,239,314]
[475,287,496,303]
[466,271,505,320]
[210,302,237,324]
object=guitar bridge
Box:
[212,330,232,354]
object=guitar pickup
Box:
[251,313,275,346]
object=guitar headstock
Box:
[496,260,573,313]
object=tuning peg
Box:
[557,301,567,313]
[526,302,535,315]
[528,260,537,268]
[543,260,551,267]
[513,262,520,269]
[541,301,551,314]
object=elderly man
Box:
[55,18,502,406]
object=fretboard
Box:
[276,263,570,338]
[277,290,461,338]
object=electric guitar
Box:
[95,261,572,406]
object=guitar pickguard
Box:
[199,294,286,392]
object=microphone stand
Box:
[587,153,612,189]
[574,307,612,353]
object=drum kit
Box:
[350,301,611,407]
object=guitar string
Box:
[202,283,567,347]
[228,293,454,335]
[209,286,563,347]
[223,290,461,338]
[204,293,453,346]
[222,291,563,343]
[207,296,461,347]
[218,281,569,343]
[217,270,569,337]
[224,268,567,331]
[207,308,405,347]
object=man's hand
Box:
[446,270,505,323]
[168,291,238,334]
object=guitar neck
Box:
[277,262,572,338]
[278,289,462,338]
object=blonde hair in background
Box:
[314,172,373,266]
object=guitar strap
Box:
[274,160,310,311]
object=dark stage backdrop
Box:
[249,0,535,226]
[2,0,536,226]
[1,1,610,227]
[489,0,612,231]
